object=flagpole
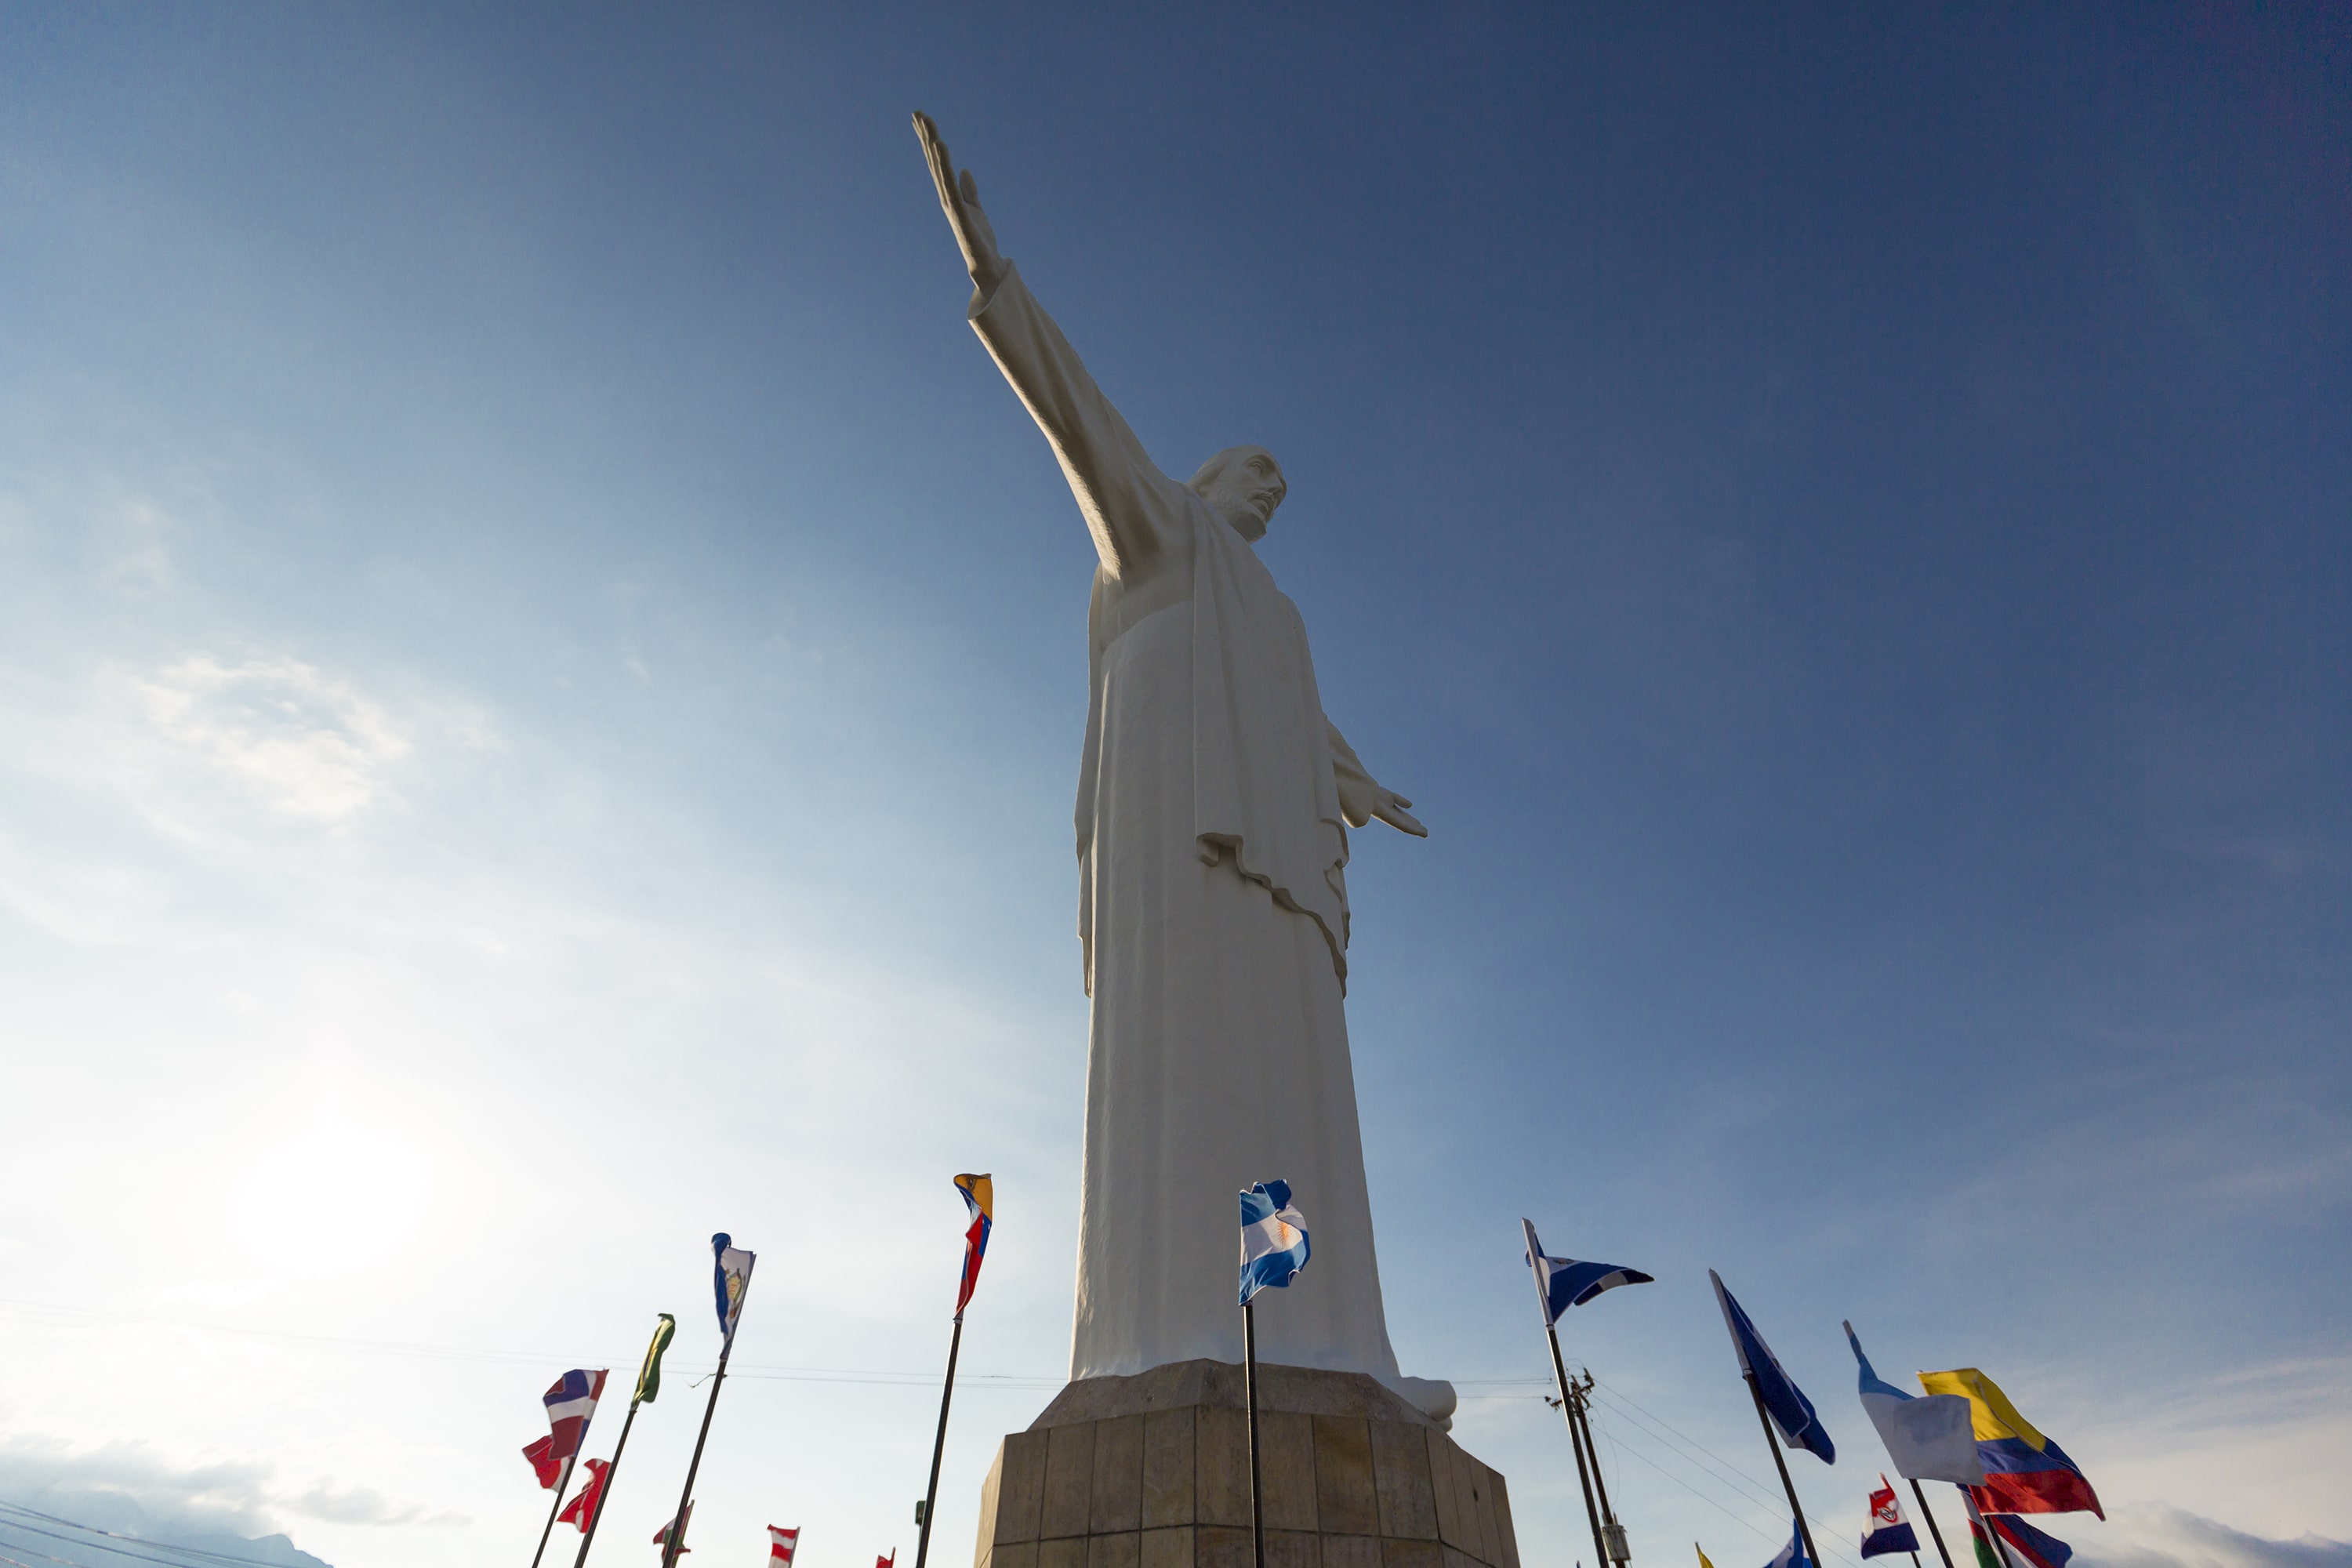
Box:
[531,1454,575,1568]
[571,1400,639,1568]
[1571,1376,1626,1562]
[1962,1488,2024,1568]
[661,1334,737,1568]
[913,1314,966,1568]
[1544,1327,1611,1568]
[1244,1296,1265,1568]
[1744,1373,1824,1568]
[1906,1482,1955,1568]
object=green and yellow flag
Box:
[634,1314,677,1405]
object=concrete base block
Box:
[974,1363,1518,1568]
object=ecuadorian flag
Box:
[1919,1367,2103,1519]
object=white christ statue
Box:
[917,114,1454,1425]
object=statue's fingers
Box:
[959,168,982,206]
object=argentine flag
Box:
[1239,1180,1309,1304]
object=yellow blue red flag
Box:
[1919,1367,2102,1519]
[954,1174,993,1319]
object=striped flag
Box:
[654,1503,693,1555]
[769,1526,800,1563]
[1843,1323,1983,1485]
[1921,1367,2103,1519]
[1239,1180,1310,1304]
[542,1368,609,1462]
[1965,1490,2072,1568]
[1860,1475,1918,1559]
[954,1174,994,1319]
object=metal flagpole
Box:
[570,1400,638,1568]
[1744,1373,1824,1568]
[1572,1375,1629,1566]
[530,1455,574,1568]
[913,1314,967,1568]
[1907,1481,1955,1568]
[660,1334,738,1568]
[1244,1297,1265,1568]
[1544,1327,1610,1568]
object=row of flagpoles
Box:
[1517,1220,2103,1568]
[516,1178,993,1566]
[513,1172,2100,1568]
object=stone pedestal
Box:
[971,1361,1518,1568]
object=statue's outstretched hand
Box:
[913,111,1004,296]
[1369,788,1428,837]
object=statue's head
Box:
[1188,445,1286,541]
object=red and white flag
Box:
[654,1503,693,1555]
[557,1458,609,1533]
[877,1552,896,1568]
[521,1435,562,1490]
[769,1526,800,1563]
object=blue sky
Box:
[1,6,2345,1568]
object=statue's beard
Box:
[1220,498,1272,541]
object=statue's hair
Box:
[1188,445,1276,494]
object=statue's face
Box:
[1192,446,1287,541]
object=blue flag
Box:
[1239,1181,1309,1304]
[1764,1519,1813,1568]
[1710,1269,1835,1462]
[1522,1218,1653,1326]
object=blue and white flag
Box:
[1843,1322,1984,1484]
[1239,1181,1309,1304]
[1710,1270,1835,1463]
[1765,1519,1813,1568]
[1860,1476,1920,1559]
[713,1232,756,1341]
[1522,1219,1653,1327]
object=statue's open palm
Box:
[915,112,1004,296]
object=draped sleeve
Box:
[969,263,1192,579]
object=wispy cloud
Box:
[2079,1504,2352,1568]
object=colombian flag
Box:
[954,1174,993,1319]
[1919,1367,2103,1519]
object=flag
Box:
[769,1526,800,1564]
[877,1552,897,1568]
[654,1503,693,1555]
[1709,1271,1835,1462]
[543,1367,609,1462]
[1965,1488,2072,1568]
[1860,1475,1919,1559]
[1239,1180,1310,1304]
[1764,1519,1812,1568]
[521,1434,562,1490]
[557,1458,609,1533]
[1697,1546,1716,1568]
[713,1232,756,1342]
[1844,1323,1984,1484]
[954,1173,994,1319]
[1919,1367,2103,1519]
[1522,1218,1653,1326]
[635,1314,677,1405]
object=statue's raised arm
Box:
[913,112,1190,583]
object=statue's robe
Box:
[972,264,1405,1385]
